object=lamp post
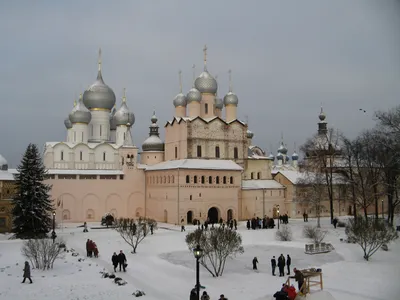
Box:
[277,205,280,230]
[381,199,384,219]
[193,245,203,300]
[51,211,57,243]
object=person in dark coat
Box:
[277,254,286,277]
[333,217,338,229]
[22,261,32,283]
[219,295,228,300]
[200,290,210,300]
[246,220,250,230]
[273,290,289,300]
[190,288,197,300]
[86,239,90,257]
[252,257,258,270]
[118,250,127,272]
[292,268,305,293]
[271,256,276,276]
[286,254,291,275]
[112,252,118,272]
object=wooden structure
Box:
[285,269,323,296]
[305,242,334,254]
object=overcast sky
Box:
[0,0,399,166]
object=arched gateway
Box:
[208,207,219,224]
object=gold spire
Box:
[228,69,233,92]
[178,70,183,93]
[98,48,102,72]
[73,100,77,107]
[122,88,126,103]
[203,44,207,70]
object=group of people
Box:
[190,289,227,300]
[247,216,275,230]
[111,250,128,272]
[182,218,238,232]
[86,239,99,258]
[271,254,292,276]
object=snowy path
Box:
[67,240,176,300]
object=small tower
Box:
[292,143,299,167]
[114,88,135,146]
[140,112,165,165]
[223,70,239,122]
[214,75,223,118]
[318,106,328,135]
[69,94,92,144]
[173,70,187,118]
[195,45,218,118]
[187,64,201,118]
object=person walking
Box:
[112,252,118,272]
[200,290,210,300]
[271,256,277,276]
[286,254,291,275]
[252,257,259,270]
[21,261,32,284]
[118,250,127,272]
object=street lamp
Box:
[51,211,57,243]
[277,205,280,230]
[381,199,384,219]
[193,245,203,300]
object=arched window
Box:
[215,146,220,158]
[205,103,209,114]
[186,175,190,183]
[194,176,198,184]
[168,176,170,183]
[223,176,227,184]
[197,145,202,157]
[251,172,254,179]
[61,151,64,161]
[201,176,205,184]
[175,146,178,159]
[216,176,220,184]
[230,176,234,184]
[234,147,238,159]
[103,152,106,161]
[209,176,213,184]
[80,151,83,161]
[171,176,174,183]
[257,172,261,179]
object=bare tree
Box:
[114,217,157,254]
[303,225,327,244]
[296,172,327,228]
[21,238,65,270]
[275,225,293,241]
[345,217,398,261]
[185,227,244,277]
[300,127,342,224]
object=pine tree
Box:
[12,143,53,239]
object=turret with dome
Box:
[223,69,239,122]
[114,88,135,146]
[140,112,165,165]
[173,70,187,118]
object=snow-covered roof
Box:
[45,142,121,150]
[241,180,285,190]
[165,116,246,127]
[271,164,298,175]
[0,170,15,181]
[276,170,346,185]
[8,168,124,176]
[145,159,243,171]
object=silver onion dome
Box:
[110,106,117,130]
[276,152,283,160]
[215,97,223,109]
[186,87,201,103]
[69,95,92,124]
[278,143,288,155]
[173,93,187,107]
[64,117,72,129]
[292,152,299,160]
[247,129,254,139]
[83,50,116,110]
[223,91,239,106]
[194,71,218,94]
[114,98,135,127]
[142,112,164,152]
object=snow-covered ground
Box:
[0,217,399,300]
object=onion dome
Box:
[82,48,116,110]
[110,105,117,130]
[278,142,288,155]
[215,97,223,109]
[142,112,164,152]
[276,152,283,160]
[194,71,218,94]
[247,129,254,139]
[64,117,72,129]
[69,94,92,124]
[114,89,135,126]
[223,70,239,106]
[186,87,201,103]
[319,106,326,121]
[292,152,299,161]
[0,154,8,170]
[173,71,187,107]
